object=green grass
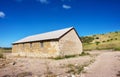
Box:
[53,52,90,60]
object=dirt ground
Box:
[0,50,120,77]
[83,50,120,77]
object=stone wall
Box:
[12,41,59,57]
[59,29,82,56]
[12,29,83,58]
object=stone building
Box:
[12,27,83,58]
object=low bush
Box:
[102,41,106,43]
[107,40,110,42]
[79,52,90,56]
[115,38,118,40]
[0,52,3,58]
[53,52,90,60]
[53,56,64,60]
[115,31,118,34]
[81,36,94,43]
[114,48,120,51]
[64,55,76,58]
[96,37,99,39]
[95,41,100,45]
[53,54,77,60]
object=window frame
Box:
[30,43,32,48]
[40,41,44,48]
[23,43,24,48]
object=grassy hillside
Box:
[0,47,11,58]
[82,31,120,51]
[0,47,12,53]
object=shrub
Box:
[114,48,120,51]
[53,56,64,60]
[95,41,100,45]
[64,55,76,58]
[95,37,99,39]
[102,40,105,42]
[80,36,94,43]
[110,39,113,41]
[53,54,77,60]
[0,53,3,58]
[67,64,74,68]
[115,31,118,33]
[79,52,90,56]
[107,40,110,42]
[93,35,96,37]
[108,36,111,38]
[115,38,118,40]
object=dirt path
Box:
[84,51,120,77]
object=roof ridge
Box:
[31,27,73,36]
[13,27,74,44]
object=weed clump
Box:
[95,41,100,45]
[64,55,76,58]
[53,52,90,60]
[79,52,90,56]
[53,54,77,60]
[66,64,84,74]
[0,52,4,58]
[114,48,120,51]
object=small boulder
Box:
[12,61,16,65]
[2,75,11,77]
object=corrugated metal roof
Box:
[13,27,73,44]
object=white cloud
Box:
[38,0,49,4]
[62,4,71,9]
[0,11,5,18]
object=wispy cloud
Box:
[0,11,5,18]
[62,4,71,9]
[38,0,49,4]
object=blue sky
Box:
[0,0,120,47]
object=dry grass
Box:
[65,57,95,75]
[83,31,120,51]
